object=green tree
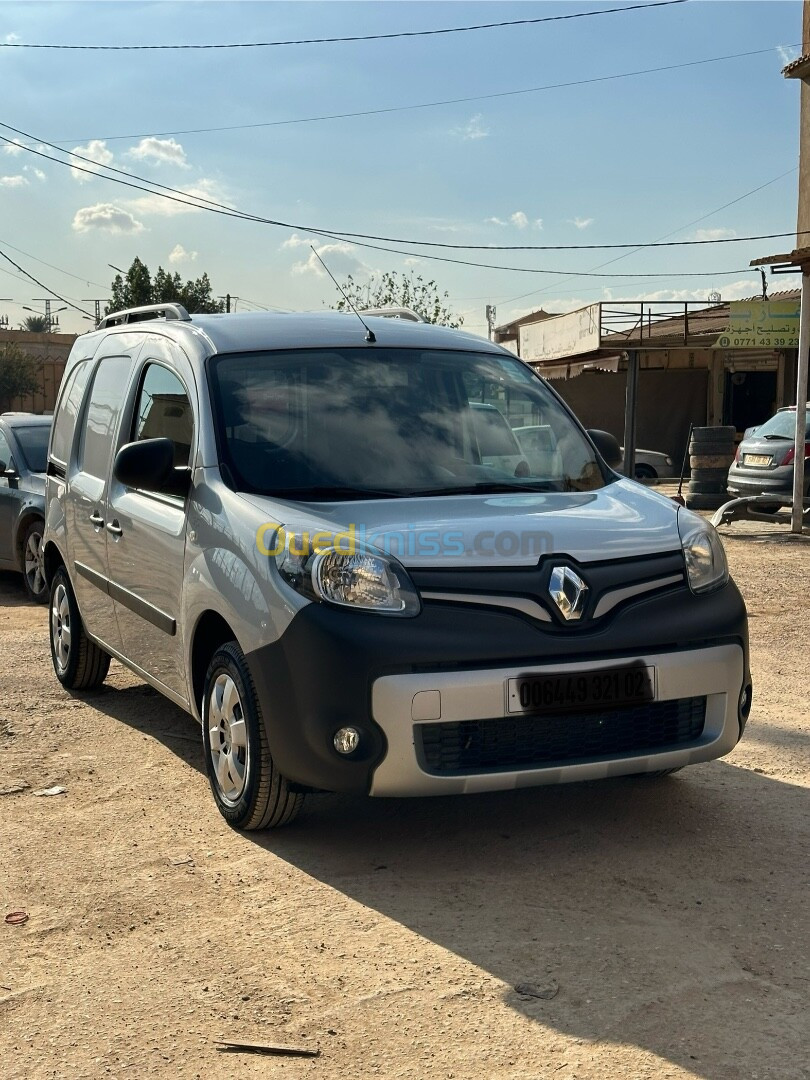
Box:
[331,270,463,327]
[0,342,40,410]
[107,257,225,315]
[20,315,49,333]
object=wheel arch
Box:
[190,610,241,718]
[42,539,66,588]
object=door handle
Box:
[89,511,104,528]
[106,520,123,537]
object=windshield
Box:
[753,408,810,441]
[209,348,607,499]
[13,424,51,473]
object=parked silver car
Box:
[42,304,751,829]
[727,404,810,505]
[0,413,51,602]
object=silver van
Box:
[43,304,751,829]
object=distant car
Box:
[471,402,529,475]
[619,448,676,482]
[727,404,810,505]
[0,413,51,602]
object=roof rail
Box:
[360,306,426,323]
[97,302,192,330]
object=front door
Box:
[106,347,195,703]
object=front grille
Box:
[418,697,706,775]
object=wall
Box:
[549,368,708,470]
[0,330,76,413]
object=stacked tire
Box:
[686,426,736,511]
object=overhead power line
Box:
[0,236,110,291]
[0,247,94,318]
[1,120,801,263]
[0,2,687,51]
[58,42,800,144]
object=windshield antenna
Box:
[310,245,376,342]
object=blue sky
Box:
[0,0,803,336]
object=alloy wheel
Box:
[24,528,46,598]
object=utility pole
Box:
[0,299,10,329]
[485,304,497,342]
[218,294,231,313]
[82,299,107,326]
[31,298,59,331]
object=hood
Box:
[245,477,682,567]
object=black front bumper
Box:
[245,577,751,794]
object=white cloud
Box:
[0,174,27,188]
[23,165,46,181]
[70,140,114,182]
[533,218,544,231]
[570,217,594,230]
[128,137,189,168]
[486,217,508,227]
[451,114,490,141]
[690,227,736,242]
[510,211,529,229]
[403,257,422,267]
[290,240,368,278]
[280,233,311,250]
[168,243,198,264]
[126,178,220,217]
[3,138,25,156]
[72,203,145,234]
[777,44,800,66]
[2,32,20,44]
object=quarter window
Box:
[79,357,132,479]
[0,430,12,474]
[133,364,193,468]
[50,360,93,467]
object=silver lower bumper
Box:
[369,644,744,796]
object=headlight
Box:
[678,509,729,594]
[275,535,420,616]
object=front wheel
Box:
[202,641,304,830]
[49,567,110,690]
[22,519,48,604]
[634,463,657,481]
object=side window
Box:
[133,364,193,467]
[50,361,94,467]
[79,357,132,480]
[0,430,12,474]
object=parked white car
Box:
[620,448,677,481]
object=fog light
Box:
[333,727,361,755]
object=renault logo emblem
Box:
[548,566,589,621]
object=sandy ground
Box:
[1,519,808,1080]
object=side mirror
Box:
[114,438,190,497]
[587,429,622,468]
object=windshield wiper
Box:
[761,434,792,440]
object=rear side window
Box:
[50,361,93,467]
[0,429,12,473]
[133,364,193,467]
[79,357,132,479]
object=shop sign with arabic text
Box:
[713,299,800,349]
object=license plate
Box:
[507,665,656,714]
[743,453,772,467]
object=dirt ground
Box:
[1,519,808,1080]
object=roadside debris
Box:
[514,979,559,1000]
[0,780,29,796]
[32,786,67,797]
[215,1040,321,1057]
[4,911,29,926]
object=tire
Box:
[688,481,727,495]
[21,519,47,604]
[685,492,728,511]
[202,641,304,830]
[49,567,110,690]
[690,425,736,443]
[689,467,729,483]
[634,463,657,481]
[689,442,733,457]
[690,454,733,470]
